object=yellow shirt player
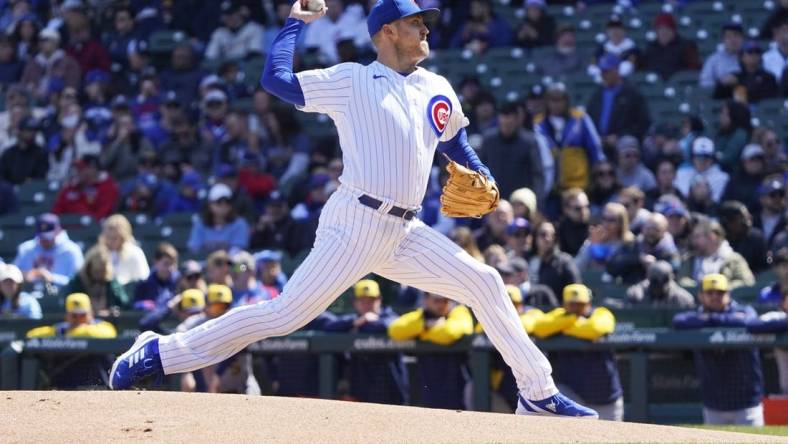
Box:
[532,284,623,421]
[475,285,544,334]
[27,292,117,339]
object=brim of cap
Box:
[402,8,440,23]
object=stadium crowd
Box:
[0,0,787,425]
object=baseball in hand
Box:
[306,0,325,12]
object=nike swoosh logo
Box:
[373,74,385,80]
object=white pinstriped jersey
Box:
[295,61,469,209]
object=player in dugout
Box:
[389,292,474,409]
[673,273,763,426]
[531,284,623,421]
[322,279,408,405]
[26,292,117,388]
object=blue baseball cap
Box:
[367,0,439,38]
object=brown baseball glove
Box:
[440,156,500,218]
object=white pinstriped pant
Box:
[159,185,558,400]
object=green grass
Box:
[680,424,788,436]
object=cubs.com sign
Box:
[427,95,452,136]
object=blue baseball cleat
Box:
[109,331,163,390]
[516,392,599,418]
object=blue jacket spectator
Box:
[322,280,408,405]
[0,264,41,319]
[102,7,139,65]
[162,171,204,216]
[187,184,250,255]
[134,243,180,311]
[14,214,84,289]
[673,274,764,425]
[159,44,203,107]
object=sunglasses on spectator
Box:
[768,191,784,199]
[596,170,615,178]
[212,260,231,267]
[213,198,231,205]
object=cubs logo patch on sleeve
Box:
[427,95,452,136]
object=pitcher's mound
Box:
[2,391,786,443]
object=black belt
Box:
[358,194,417,221]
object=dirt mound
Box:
[2,391,786,443]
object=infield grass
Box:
[680,424,788,437]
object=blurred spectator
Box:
[134,242,179,311]
[179,284,260,394]
[680,218,754,289]
[587,160,621,214]
[728,41,779,103]
[721,144,767,210]
[532,284,621,421]
[529,221,581,300]
[61,1,110,75]
[217,110,259,169]
[205,1,264,61]
[161,171,205,216]
[686,175,717,217]
[614,136,656,193]
[593,15,638,77]
[626,261,695,309]
[642,122,683,169]
[230,250,268,305]
[159,116,212,173]
[506,218,532,261]
[10,14,39,61]
[160,44,203,107]
[26,292,116,388]
[103,6,138,65]
[200,89,229,146]
[662,201,692,255]
[607,212,680,285]
[250,191,304,256]
[188,183,250,255]
[323,279,407,405]
[718,201,769,274]
[115,39,152,96]
[479,102,544,200]
[587,54,651,145]
[715,101,752,172]
[753,128,787,176]
[215,164,258,223]
[534,84,604,191]
[537,24,587,77]
[14,213,84,290]
[205,250,233,287]
[618,186,651,234]
[699,23,743,93]
[467,91,497,137]
[514,0,555,49]
[60,245,129,315]
[509,187,538,222]
[673,274,763,426]
[748,290,788,396]
[139,288,206,334]
[0,116,48,184]
[450,0,512,53]
[575,202,633,271]
[98,214,149,285]
[177,260,207,295]
[52,154,120,220]
[0,34,23,87]
[641,13,700,80]
[759,248,788,305]
[256,250,287,299]
[388,293,473,410]
[674,137,730,203]
[677,115,705,165]
[0,263,42,319]
[475,200,513,252]
[754,177,787,250]
[449,226,485,263]
[103,100,152,180]
[237,151,278,201]
[301,0,363,65]
[557,188,590,256]
[21,27,81,102]
[763,17,788,83]
[760,0,788,40]
[506,258,558,308]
